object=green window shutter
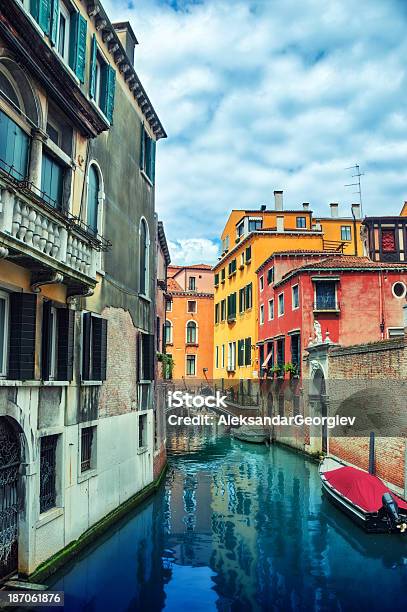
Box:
[150,139,156,183]
[50,0,59,46]
[140,125,145,170]
[245,338,252,366]
[100,65,116,123]
[89,34,97,99]
[30,0,40,21]
[38,0,51,34]
[69,12,87,83]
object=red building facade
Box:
[256,253,407,378]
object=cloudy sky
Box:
[105,0,407,264]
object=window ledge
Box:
[139,293,151,303]
[140,169,154,187]
[0,379,41,387]
[313,309,340,314]
[43,380,70,387]
[37,507,64,528]
[77,468,98,484]
[81,380,103,386]
[89,98,111,126]
[137,446,149,455]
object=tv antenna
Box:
[345,164,364,217]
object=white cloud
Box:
[104,0,407,265]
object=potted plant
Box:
[269,365,283,379]
[284,362,299,379]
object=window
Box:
[214,273,219,287]
[245,246,252,263]
[291,334,300,371]
[42,304,74,382]
[186,321,198,344]
[141,127,156,183]
[388,328,404,337]
[260,304,264,325]
[166,299,172,312]
[315,281,337,311]
[245,337,252,366]
[227,293,237,321]
[267,267,274,285]
[138,414,147,448]
[249,219,262,231]
[341,226,351,241]
[260,276,264,292]
[237,339,245,367]
[89,33,117,121]
[228,259,237,276]
[0,292,9,377]
[215,346,219,369]
[81,426,95,473]
[239,287,246,313]
[381,229,396,253]
[188,276,196,291]
[221,344,225,368]
[268,299,274,321]
[137,333,154,410]
[87,165,99,234]
[222,236,230,252]
[187,300,197,313]
[296,217,306,229]
[139,219,149,296]
[227,342,236,370]
[57,2,71,63]
[277,338,285,368]
[292,285,299,309]
[82,313,108,382]
[41,152,64,209]
[221,268,226,283]
[221,299,226,321]
[240,253,245,268]
[245,283,253,309]
[40,435,58,514]
[236,222,244,238]
[215,303,220,324]
[392,282,406,299]
[0,69,22,109]
[278,293,284,317]
[0,109,29,179]
[164,320,173,344]
[186,355,196,376]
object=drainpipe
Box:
[368,432,375,475]
[378,271,385,339]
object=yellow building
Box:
[213,193,363,380]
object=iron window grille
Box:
[40,435,58,514]
[81,427,94,473]
[315,281,337,310]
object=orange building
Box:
[165,264,214,380]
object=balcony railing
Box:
[0,164,110,284]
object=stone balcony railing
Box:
[0,184,98,284]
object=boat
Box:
[232,426,267,444]
[319,456,407,534]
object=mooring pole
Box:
[368,431,375,475]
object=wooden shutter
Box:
[41,301,52,381]
[237,340,244,367]
[91,316,107,381]
[140,124,145,170]
[245,337,252,366]
[142,333,155,381]
[150,139,156,184]
[100,65,116,123]
[9,293,37,380]
[57,308,75,381]
[32,0,51,33]
[89,34,97,99]
[82,312,91,380]
[69,12,87,83]
[50,0,59,46]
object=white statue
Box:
[313,320,323,344]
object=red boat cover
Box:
[324,466,407,513]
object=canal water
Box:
[47,427,407,611]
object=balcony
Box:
[0,165,110,295]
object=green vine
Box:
[157,352,174,379]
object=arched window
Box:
[87,164,99,234]
[186,320,197,344]
[0,70,21,109]
[139,218,149,296]
[164,320,172,344]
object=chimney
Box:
[276,216,284,232]
[302,202,310,211]
[330,203,339,218]
[351,203,361,219]
[260,204,266,212]
[113,22,138,66]
[274,190,283,211]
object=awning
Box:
[262,351,273,368]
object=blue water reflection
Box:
[48,431,407,611]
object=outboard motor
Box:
[382,493,401,529]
